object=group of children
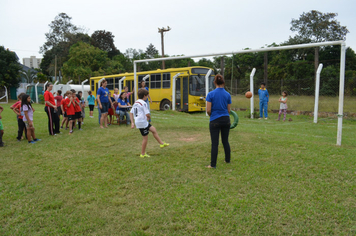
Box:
[258,82,289,122]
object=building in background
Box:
[23,56,42,69]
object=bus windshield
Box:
[189,75,215,96]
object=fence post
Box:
[313,63,323,123]
[250,68,256,119]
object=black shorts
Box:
[75,112,82,119]
[68,115,75,121]
[64,112,67,118]
[139,124,152,136]
[89,105,94,111]
[57,106,62,115]
[100,102,109,114]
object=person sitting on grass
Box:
[130,89,169,158]
[21,94,41,144]
[0,105,4,147]
[258,82,269,120]
[116,92,131,125]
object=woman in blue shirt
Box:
[115,92,131,125]
[97,79,114,128]
[206,74,231,168]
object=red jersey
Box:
[65,98,75,115]
[61,99,67,113]
[54,95,63,107]
[74,97,81,112]
[15,103,23,119]
[44,91,55,107]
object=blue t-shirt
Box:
[87,95,96,105]
[206,88,231,122]
[116,98,128,111]
[144,87,149,101]
[97,87,109,103]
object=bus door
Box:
[175,75,188,112]
[182,76,189,112]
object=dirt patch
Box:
[178,134,203,142]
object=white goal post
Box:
[133,40,346,146]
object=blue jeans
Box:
[116,110,130,124]
[259,101,268,118]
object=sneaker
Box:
[79,128,83,131]
[65,127,68,130]
[258,118,262,120]
[265,118,268,120]
[0,142,4,147]
[60,126,63,129]
[28,141,36,144]
[69,130,73,135]
[82,122,84,124]
[33,139,41,142]
[160,142,169,148]
[140,153,150,158]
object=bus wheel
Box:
[160,100,171,111]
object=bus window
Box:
[91,80,95,91]
[114,77,121,89]
[163,73,170,88]
[189,75,215,96]
[150,74,161,89]
[106,78,114,90]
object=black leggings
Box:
[17,118,27,140]
[45,106,60,135]
[209,116,231,167]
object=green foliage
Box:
[21,69,37,83]
[0,46,21,87]
[38,94,44,103]
[290,10,349,42]
[91,30,120,59]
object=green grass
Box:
[1,102,356,235]
[232,95,356,113]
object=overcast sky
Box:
[1,0,355,62]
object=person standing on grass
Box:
[78,91,86,124]
[87,91,96,118]
[97,79,114,128]
[107,92,115,125]
[277,91,288,122]
[22,94,41,144]
[61,91,69,129]
[71,90,82,130]
[0,105,4,147]
[130,89,169,158]
[11,93,27,141]
[139,80,152,122]
[65,91,76,135]
[54,90,63,120]
[206,74,231,169]
[44,83,60,135]
[258,82,269,120]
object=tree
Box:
[290,10,349,43]
[21,69,37,83]
[0,46,21,87]
[62,42,123,82]
[91,30,120,59]
[145,43,159,58]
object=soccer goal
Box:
[132,40,346,146]
[0,86,8,104]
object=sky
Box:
[1,0,355,62]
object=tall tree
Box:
[145,43,159,58]
[0,46,21,87]
[290,10,349,42]
[91,30,120,59]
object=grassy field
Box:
[0,102,356,235]
[231,95,356,113]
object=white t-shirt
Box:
[130,99,149,129]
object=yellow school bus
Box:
[89,66,215,112]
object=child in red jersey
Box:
[10,93,27,141]
[65,91,76,134]
[61,91,69,129]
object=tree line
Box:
[1,10,356,96]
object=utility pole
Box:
[158,26,171,69]
[55,55,57,82]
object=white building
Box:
[23,56,42,69]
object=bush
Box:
[38,94,44,104]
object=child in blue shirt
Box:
[258,82,269,119]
